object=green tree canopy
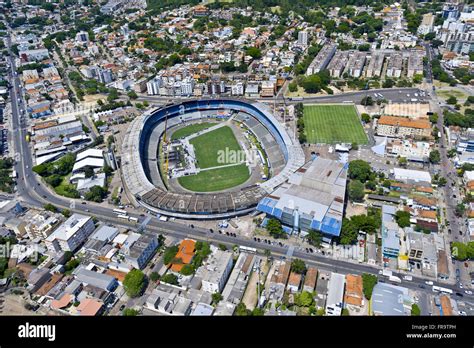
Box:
[349,180,365,202]
[348,160,372,182]
[291,259,306,274]
[362,273,378,300]
[395,210,411,228]
[123,269,146,298]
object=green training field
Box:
[170,122,217,140]
[303,105,368,144]
[190,126,243,169]
[178,164,250,192]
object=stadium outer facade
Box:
[121,98,305,219]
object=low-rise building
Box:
[303,267,318,292]
[74,267,118,292]
[406,230,438,277]
[393,168,432,183]
[381,205,401,259]
[344,274,364,307]
[325,272,345,316]
[146,288,193,316]
[376,116,431,139]
[371,283,411,316]
[287,272,302,293]
[124,232,159,270]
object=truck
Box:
[389,275,402,283]
[403,275,413,281]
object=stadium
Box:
[121,99,305,219]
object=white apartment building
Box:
[298,31,308,46]
[45,214,95,252]
[197,249,233,294]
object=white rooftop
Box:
[46,213,92,242]
[76,148,104,162]
[393,168,431,183]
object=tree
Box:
[455,203,466,217]
[123,308,139,316]
[44,203,57,212]
[235,302,251,316]
[348,160,372,182]
[295,291,314,307]
[211,292,223,305]
[123,269,145,298]
[398,157,408,166]
[361,113,371,123]
[342,308,350,316]
[264,249,271,259]
[411,304,421,316]
[395,210,411,228]
[103,165,114,176]
[246,47,262,59]
[446,96,458,105]
[291,259,306,274]
[413,74,423,84]
[127,90,138,99]
[84,185,107,203]
[288,82,298,92]
[266,218,286,239]
[180,264,194,276]
[382,79,395,88]
[349,180,365,202]
[429,150,441,164]
[360,96,374,106]
[301,74,323,93]
[62,209,71,218]
[161,273,179,285]
[306,230,323,248]
[362,273,378,300]
[84,167,94,178]
[451,241,474,260]
[150,272,160,282]
[447,148,457,158]
[365,180,376,191]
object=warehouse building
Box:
[257,157,347,238]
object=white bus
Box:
[240,246,257,254]
[117,214,130,221]
[432,285,453,295]
[113,209,127,215]
[129,217,138,223]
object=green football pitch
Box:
[178,164,250,192]
[176,125,249,192]
[170,122,216,140]
[303,105,368,144]
[190,126,243,169]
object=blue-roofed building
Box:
[257,157,347,239]
[381,205,401,259]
